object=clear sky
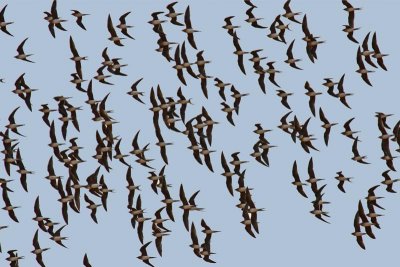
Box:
[1,0,399,266]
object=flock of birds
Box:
[0,0,394,266]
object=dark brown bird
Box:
[306,157,324,194]
[304,81,321,117]
[380,170,399,193]
[214,78,231,101]
[15,38,34,63]
[358,200,376,239]
[360,32,377,68]
[223,16,239,36]
[137,242,156,267]
[16,148,33,192]
[107,14,124,46]
[232,31,248,75]
[182,6,199,50]
[356,46,373,86]
[127,78,145,104]
[365,185,384,210]
[342,0,361,43]
[172,45,187,85]
[319,108,337,146]
[220,151,235,196]
[44,0,67,38]
[2,186,19,223]
[341,117,359,140]
[179,184,203,231]
[351,137,369,164]
[282,0,302,24]
[337,74,352,109]
[371,32,388,71]
[49,224,68,248]
[245,7,267,29]
[285,40,302,70]
[83,253,92,267]
[335,171,353,193]
[190,222,202,258]
[292,161,307,198]
[0,5,13,36]
[166,2,183,26]
[31,229,50,267]
[117,11,134,39]
[6,106,25,137]
[351,210,366,250]
[71,10,89,31]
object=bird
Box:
[306,157,324,194]
[107,14,124,46]
[223,16,240,36]
[190,222,202,258]
[351,210,366,249]
[335,171,353,193]
[245,7,267,29]
[127,78,145,104]
[261,62,280,88]
[137,241,156,267]
[230,152,248,175]
[172,45,187,85]
[285,40,302,70]
[276,90,293,110]
[292,161,307,198]
[6,250,23,267]
[69,36,87,79]
[117,12,134,39]
[152,222,169,257]
[71,10,89,30]
[220,151,235,196]
[94,66,113,85]
[232,31,248,75]
[336,74,352,109]
[371,32,388,71]
[230,85,248,115]
[214,78,231,101]
[15,38,34,63]
[149,11,166,34]
[33,196,49,232]
[319,108,337,146]
[351,137,369,164]
[179,184,203,231]
[0,5,13,36]
[31,230,50,267]
[44,0,67,38]
[241,204,257,238]
[304,81,321,117]
[282,0,302,24]
[360,32,377,68]
[365,185,385,210]
[341,117,359,140]
[182,6,199,49]
[15,148,33,192]
[84,194,102,223]
[356,46,373,86]
[380,170,400,193]
[221,102,237,126]
[83,254,92,267]
[49,225,68,248]
[2,186,19,223]
[166,2,184,26]
[358,200,376,239]
[342,0,361,43]
[6,106,25,137]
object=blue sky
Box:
[1,0,399,266]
